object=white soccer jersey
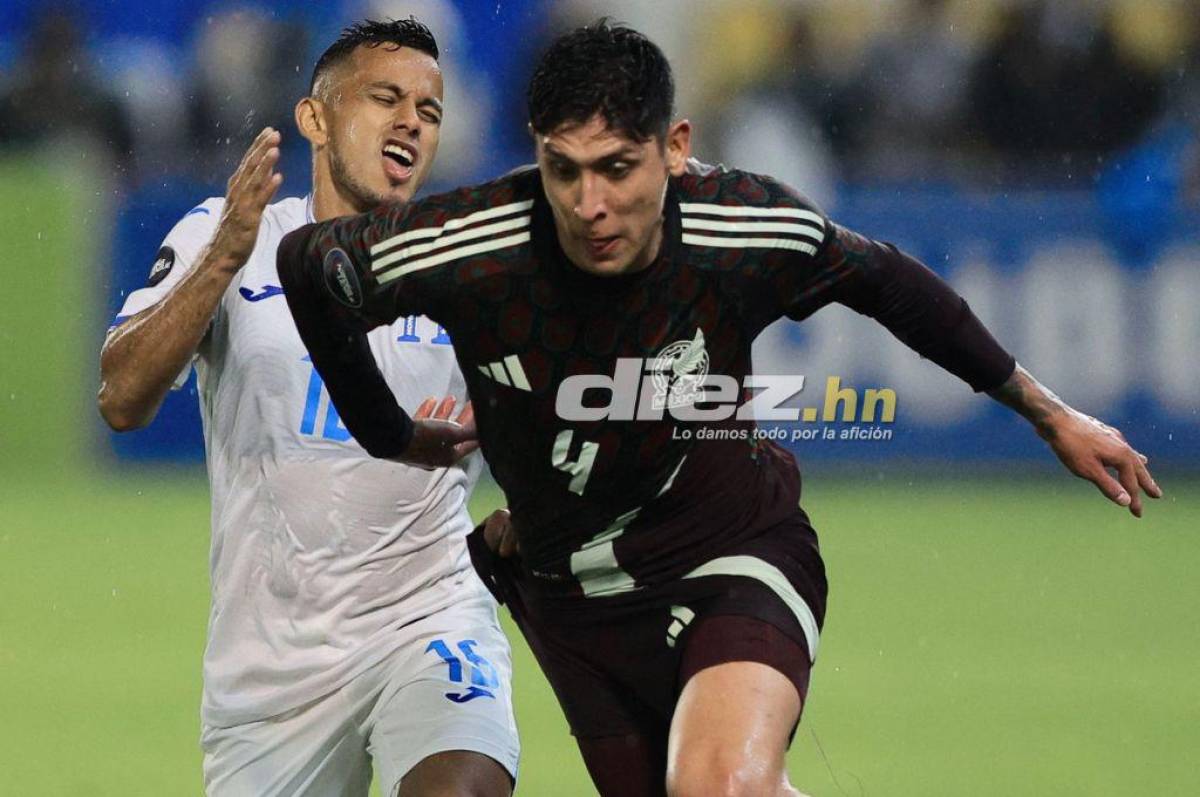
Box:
[114,196,490,727]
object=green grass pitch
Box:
[1,469,1196,795]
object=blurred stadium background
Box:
[1,0,1197,794]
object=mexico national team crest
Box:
[323,247,363,308]
[650,328,709,410]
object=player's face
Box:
[323,45,444,209]
[536,114,690,276]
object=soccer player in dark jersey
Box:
[276,21,1161,797]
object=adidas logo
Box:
[477,354,531,391]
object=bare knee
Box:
[395,750,512,797]
[666,748,783,797]
[666,659,802,797]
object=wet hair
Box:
[309,18,438,98]
[527,19,674,142]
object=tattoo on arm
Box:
[988,364,1069,439]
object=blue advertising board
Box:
[752,187,1200,462]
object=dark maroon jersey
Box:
[278,165,1014,598]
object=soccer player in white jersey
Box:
[98,19,517,797]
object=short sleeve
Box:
[108,197,223,388]
[111,197,224,326]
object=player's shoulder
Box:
[265,194,309,220]
[156,196,224,258]
[400,167,540,232]
[177,196,226,226]
[675,160,825,218]
[261,194,312,233]
[673,161,830,265]
[358,170,538,283]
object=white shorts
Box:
[201,594,519,797]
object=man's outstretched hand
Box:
[1041,408,1161,517]
[990,365,1162,516]
[392,396,479,469]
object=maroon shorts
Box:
[467,515,826,742]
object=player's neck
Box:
[312,177,358,223]
[310,159,369,222]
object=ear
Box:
[664,119,692,177]
[295,96,329,147]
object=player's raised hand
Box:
[398,396,479,469]
[1042,409,1162,517]
[212,127,284,270]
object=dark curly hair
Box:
[310,18,439,97]
[527,20,675,143]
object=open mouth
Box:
[382,142,416,183]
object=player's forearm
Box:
[277,225,415,457]
[987,364,1072,440]
[98,246,240,431]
